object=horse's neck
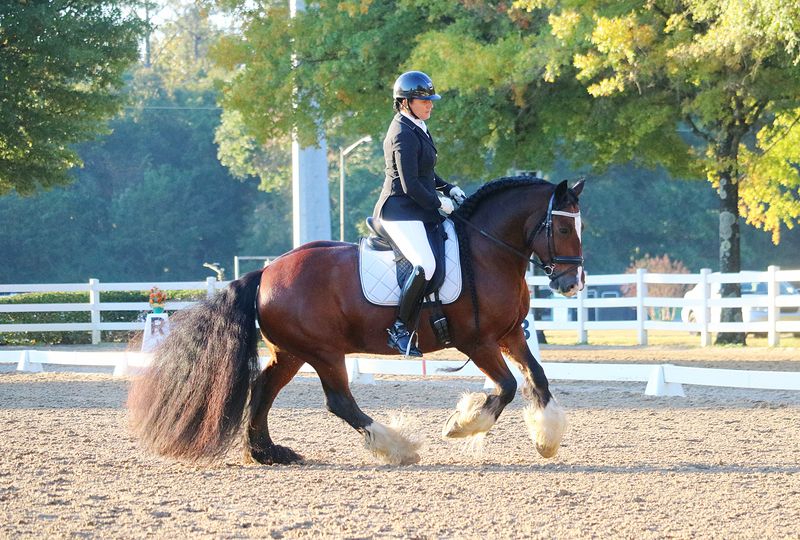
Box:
[474,187,546,250]
[470,186,548,271]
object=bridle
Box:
[450,191,584,280]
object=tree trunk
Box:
[714,142,746,345]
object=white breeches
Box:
[381,220,436,281]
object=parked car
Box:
[681,280,800,334]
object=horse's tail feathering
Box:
[127,270,264,462]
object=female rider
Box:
[372,71,466,357]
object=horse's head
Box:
[531,179,585,297]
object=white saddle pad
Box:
[359,219,462,306]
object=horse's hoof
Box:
[442,411,470,438]
[535,442,558,459]
[244,444,304,465]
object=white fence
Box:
[2,351,799,397]
[1,266,799,346]
[0,277,225,344]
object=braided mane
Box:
[451,176,552,350]
[452,176,551,221]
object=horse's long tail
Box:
[127,269,264,462]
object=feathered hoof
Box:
[523,400,567,459]
[441,392,497,439]
[244,443,304,465]
[364,417,422,465]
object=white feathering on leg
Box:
[363,417,422,465]
[441,392,497,439]
[523,398,566,459]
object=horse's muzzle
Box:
[549,268,585,297]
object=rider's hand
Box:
[439,196,455,215]
[449,186,466,206]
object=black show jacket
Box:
[373,114,454,224]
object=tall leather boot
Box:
[387,265,427,357]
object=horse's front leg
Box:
[442,343,517,439]
[500,327,566,458]
[313,356,421,465]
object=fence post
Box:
[577,272,587,344]
[699,268,711,347]
[636,268,647,345]
[206,277,217,298]
[89,278,101,344]
[767,265,779,347]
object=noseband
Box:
[528,192,584,279]
[451,191,584,280]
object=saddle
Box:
[360,217,462,303]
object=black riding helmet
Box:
[393,71,441,101]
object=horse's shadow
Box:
[221,460,800,476]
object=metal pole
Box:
[338,135,372,243]
[290,0,330,247]
[339,149,345,241]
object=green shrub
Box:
[0,289,207,346]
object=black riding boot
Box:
[387,265,427,357]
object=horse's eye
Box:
[559,227,569,234]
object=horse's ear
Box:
[571,178,585,197]
[554,179,569,203]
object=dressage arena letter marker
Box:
[141,313,170,353]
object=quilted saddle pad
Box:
[359,219,462,306]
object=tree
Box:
[0,1,146,195]
[212,2,800,309]
[509,0,800,344]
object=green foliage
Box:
[0,1,294,284]
[0,83,260,283]
[518,0,800,253]
[0,289,205,345]
[213,0,800,269]
[552,161,800,274]
[740,108,800,243]
[0,1,147,195]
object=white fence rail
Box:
[2,266,799,346]
[0,277,225,344]
[1,351,799,397]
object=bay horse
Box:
[128,177,585,465]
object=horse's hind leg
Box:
[244,350,304,465]
[442,343,517,439]
[314,357,421,465]
[500,327,566,458]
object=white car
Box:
[681,280,800,333]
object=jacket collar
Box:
[395,113,437,151]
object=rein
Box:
[450,192,583,280]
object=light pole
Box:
[339,135,372,241]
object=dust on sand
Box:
[1,348,798,538]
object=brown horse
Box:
[128,177,585,465]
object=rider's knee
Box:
[420,257,436,281]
